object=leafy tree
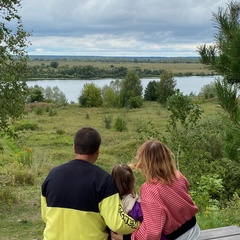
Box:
[144,80,158,101]
[199,83,217,99]
[0,0,30,134]
[165,90,225,187]
[27,85,45,102]
[102,79,122,107]
[50,61,59,69]
[79,83,102,107]
[43,86,67,104]
[197,1,240,84]
[51,86,67,104]
[44,86,53,100]
[167,90,203,130]
[102,85,119,108]
[119,71,143,108]
[156,70,176,106]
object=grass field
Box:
[0,100,239,239]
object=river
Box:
[27,76,218,103]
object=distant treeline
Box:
[27,56,214,79]
[28,55,201,63]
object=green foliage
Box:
[102,83,120,107]
[27,85,45,102]
[0,0,30,134]
[114,116,128,132]
[28,85,67,104]
[79,83,103,107]
[34,107,43,115]
[44,86,67,104]
[215,78,240,126]
[197,1,240,84]
[165,91,226,188]
[192,174,224,212]
[0,187,17,205]
[144,80,158,101]
[7,163,35,186]
[213,77,240,162]
[128,96,143,108]
[14,121,39,131]
[50,61,59,69]
[197,193,240,230]
[167,90,203,129]
[210,158,240,198]
[56,129,65,135]
[48,108,57,116]
[199,83,217,99]
[16,146,33,167]
[119,71,143,108]
[85,113,90,119]
[103,115,112,129]
[156,70,176,105]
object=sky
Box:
[18,0,230,57]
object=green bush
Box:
[114,116,128,132]
[0,186,17,204]
[14,121,38,131]
[56,129,65,135]
[34,107,43,115]
[199,83,216,99]
[79,83,103,107]
[103,115,112,129]
[48,108,57,116]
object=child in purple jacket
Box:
[110,164,166,240]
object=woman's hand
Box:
[110,231,124,240]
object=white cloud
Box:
[20,0,230,56]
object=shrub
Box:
[103,115,112,129]
[14,121,38,131]
[79,83,103,107]
[0,186,17,204]
[114,116,128,132]
[199,83,216,99]
[34,107,43,115]
[48,108,57,116]
[16,146,33,167]
[56,129,65,135]
[7,163,35,186]
[156,70,176,106]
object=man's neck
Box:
[75,154,96,164]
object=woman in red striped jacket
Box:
[111,140,200,240]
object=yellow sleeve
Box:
[99,193,140,234]
[41,195,47,223]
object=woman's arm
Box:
[131,184,165,240]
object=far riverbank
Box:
[27,76,218,103]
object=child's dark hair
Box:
[111,164,135,197]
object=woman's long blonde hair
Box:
[133,140,177,185]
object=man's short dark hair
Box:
[74,127,101,155]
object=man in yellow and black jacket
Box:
[41,127,139,240]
